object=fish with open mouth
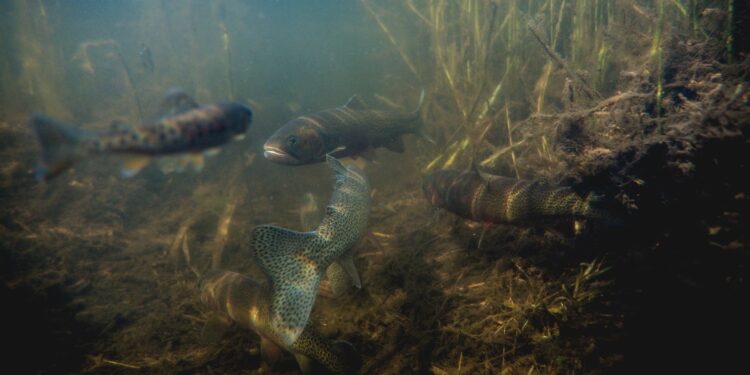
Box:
[30,89,252,180]
[263,90,431,165]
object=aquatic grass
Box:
[652,0,666,134]
[215,0,235,100]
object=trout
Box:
[263,90,429,165]
[30,89,251,180]
[201,156,369,373]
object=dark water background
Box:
[1,1,747,374]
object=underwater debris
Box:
[138,43,154,72]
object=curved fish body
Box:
[200,270,359,375]
[31,90,252,180]
[236,156,369,373]
[423,169,617,225]
[263,91,425,165]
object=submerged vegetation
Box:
[1,0,748,374]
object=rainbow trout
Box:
[201,156,369,374]
[263,90,428,165]
[423,168,618,225]
[30,89,251,180]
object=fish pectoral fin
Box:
[384,136,406,153]
[260,336,284,368]
[337,252,361,289]
[343,94,367,110]
[158,88,199,117]
[189,153,205,172]
[204,147,221,157]
[199,312,232,344]
[120,155,152,178]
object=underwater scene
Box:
[1,0,748,374]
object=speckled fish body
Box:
[263,91,424,165]
[250,156,370,348]
[423,169,612,224]
[30,90,251,180]
[200,270,359,375]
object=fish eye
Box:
[287,135,298,146]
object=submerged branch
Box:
[361,0,419,78]
[527,24,601,102]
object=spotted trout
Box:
[30,89,251,180]
[263,90,429,165]
[203,156,369,373]
[200,270,360,375]
[423,168,619,225]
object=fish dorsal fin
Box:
[158,88,199,118]
[343,95,367,110]
[250,225,323,346]
[384,137,406,153]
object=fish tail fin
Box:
[30,114,93,181]
[251,225,325,346]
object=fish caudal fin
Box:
[30,114,93,181]
[250,225,323,346]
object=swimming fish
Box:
[30,90,252,180]
[203,156,367,373]
[200,270,360,375]
[263,90,430,165]
[422,168,620,225]
[241,156,369,372]
[139,44,154,72]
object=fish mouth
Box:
[263,145,300,165]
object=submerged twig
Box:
[361,0,419,78]
[527,24,600,101]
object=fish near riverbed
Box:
[200,156,369,374]
[200,271,360,374]
[263,90,430,165]
[30,90,252,180]
[423,168,621,226]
